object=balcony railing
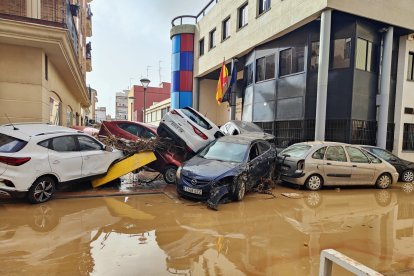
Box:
[0,0,79,56]
[171,0,218,26]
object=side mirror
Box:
[105,146,113,152]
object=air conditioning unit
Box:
[408,33,414,41]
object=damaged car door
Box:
[246,141,274,188]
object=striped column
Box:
[171,32,194,109]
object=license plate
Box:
[171,121,184,133]
[183,186,202,195]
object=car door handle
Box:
[52,160,60,164]
[326,162,332,165]
[352,165,357,167]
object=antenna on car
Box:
[4,114,18,130]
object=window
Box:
[312,147,326,160]
[370,148,395,162]
[238,2,248,29]
[345,147,369,163]
[325,146,347,162]
[199,38,204,57]
[332,38,351,69]
[258,0,270,15]
[49,97,61,126]
[279,47,305,77]
[280,144,312,158]
[141,129,156,139]
[244,63,253,86]
[0,134,27,153]
[222,17,230,41]
[209,28,216,49]
[310,42,319,71]
[249,144,260,160]
[66,106,73,127]
[45,55,48,80]
[119,123,142,136]
[257,141,270,154]
[161,107,168,118]
[405,107,414,115]
[403,124,414,151]
[182,107,212,130]
[356,38,377,72]
[51,136,77,152]
[78,135,102,151]
[408,52,414,81]
[256,54,275,82]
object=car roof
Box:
[218,133,268,144]
[224,120,264,132]
[0,123,79,140]
[293,141,350,147]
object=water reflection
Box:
[0,187,413,275]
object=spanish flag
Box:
[215,60,229,105]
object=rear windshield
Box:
[280,144,312,158]
[233,121,263,132]
[182,107,212,130]
[0,134,27,153]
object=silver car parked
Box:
[277,141,399,190]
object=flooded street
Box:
[1,185,413,275]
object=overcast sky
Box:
[86,0,208,116]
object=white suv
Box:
[0,123,123,203]
[157,107,223,154]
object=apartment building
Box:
[127,82,170,122]
[145,98,171,126]
[0,0,93,126]
[95,106,106,123]
[171,0,414,159]
[115,90,129,120]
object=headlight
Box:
[176,166,183,180]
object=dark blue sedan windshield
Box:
[199,141,249,163]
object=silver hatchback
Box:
[278,141,399,190]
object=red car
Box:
[98,121,182,184]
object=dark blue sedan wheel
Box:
[233,174,247,201]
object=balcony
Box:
[0,0,79,55]
[86,41,92,72]
[86,5,92,37]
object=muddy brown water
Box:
[1,185,413,275]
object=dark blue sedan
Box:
[176,133,277,210]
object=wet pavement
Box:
[1,180,414,275]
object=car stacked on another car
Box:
[0,123,124,203]
[176,134,277,209]
[360,145,414,182]
[157,107,223,155]
[98,120,182,184]
[278,141,399,190]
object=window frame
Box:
[279,47,305,77]
[237,2,248,30]
[257,0,271,16]
[331,38,352,69]
[199,38,205,57]
[355,37,377,73]
[408,52,414,81]
[255,54,275,83]
[50,135,78,152]
[77,135,103,151]
[403,123,414,151]
[244,63,254,87]
[222,16,231,41]
[209,28,216,50]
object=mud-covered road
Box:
[1,183,413,275]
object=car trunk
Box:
[278,156,299,175]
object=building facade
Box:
[115,90,128,120]
[0,0,93,126]
[171,0,414,159]
[127,82,171,122]
[95,106,106,123]
[145,98,171,126]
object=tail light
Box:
[188,122,208,140]
[171,110,183,118]
[297,160,305,170]
[0,156,31,166]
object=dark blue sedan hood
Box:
[182,156,241,180]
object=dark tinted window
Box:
[78,135,102,151]
[38,140,50,149]
[141,129,156,139]
[209,28,216,49]
[403,124,414,151]
[199,38,204,57]
[244,63,253,86]
[310,42,319,71]
[326,146,347,162]
[258,0,271,15]
[408,52,414,81]
[312,147,326,160]
[238,3,248,29]
[119,123,143,137]
[257,141,270,154]
[51,136,77,152]
[280,47,305,76]
[332,38,351,69]
[222,17,230,40]
[0,134,27,153]
[249,144,260,160]
[256,55,275,82]
[182,107,212,130]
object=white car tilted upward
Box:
[157,107,223,154]
[0,123,123,203]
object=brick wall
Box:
[0,0,26,17]
[41,0,64,22]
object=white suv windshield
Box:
[199,141,248,163]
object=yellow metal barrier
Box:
[92,151,156,188]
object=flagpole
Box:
[230,58,238,120]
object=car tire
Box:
[27,176,56,204]
[305,174,323,191]
[375,173,392,189]
[401,170,414,182]
[163,165,177,185]
[233,174,247,201]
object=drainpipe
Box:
[377,27,394,149]
[314,9,332,141]
[193,77,200,110]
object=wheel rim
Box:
[402,183,413,193]
[376,190,391,205]
[308,176,321,190]
[33,205,53,230]
[378,175,391,188]
[306,192,321,207]
[33,180,54,202]
[402,170,414,182]
[165,168,176,183]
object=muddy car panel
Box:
[176,134,277,208]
